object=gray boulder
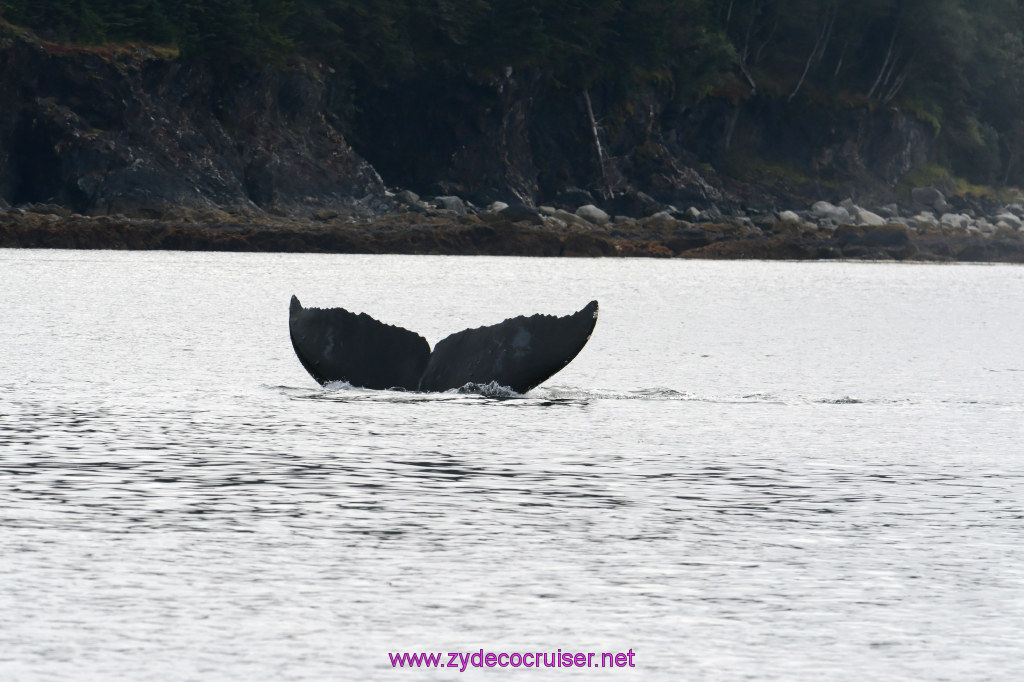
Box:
[576,204,610,226]
[977,220,997,235]
[994,212,1022,228]
[642,211,679,227]
[395,189,421,206]
[553,209,593,228]
[434,195,467,214]
[941,213,975,230]
[701,204,724,221]
[854,207,886,227]
[811,201,851,223]
[811,201,834,217]
[778,210,801,223]
[911,187,949,212]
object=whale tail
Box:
[289,295,430,389]
[288,297,598,393]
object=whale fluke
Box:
[418,301,599,393]
[289,295,430,389]
[288,297,598,393]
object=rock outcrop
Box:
[0,26,384,217]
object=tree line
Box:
[3,0,1024,186]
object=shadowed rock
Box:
[289,296,598,393]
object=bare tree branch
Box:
[789,3,837,101]
[583,89,614,199]
[868,29,899,100]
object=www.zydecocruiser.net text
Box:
[389,649,636,671]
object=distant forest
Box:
[4,0,1024,186]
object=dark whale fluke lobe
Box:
[288,296,598,393]
[289,295,430,389]
[418,300,599,393]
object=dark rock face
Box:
[861,226,911,248]
[350,64,935,214]
[288,297,599,394]
[0,30,383,216]
[0,24,945,222]
[354,67,544,206]
[0,26,1010,257]
[553,187,597,211]
[497,202,543,224]
[665,229,716,255]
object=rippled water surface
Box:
[1,250,1022,681]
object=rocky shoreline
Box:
[3,186,1024,262]
[3,25,1024,264]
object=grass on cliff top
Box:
[717,153,846,196]
[0,19,178,61]
[897,164,1023,204]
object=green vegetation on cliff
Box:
[3,0,1024,187]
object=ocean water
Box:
[1,250,1022,681]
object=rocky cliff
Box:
[2,23,1023,263]
[351,66,937,215]
[0,22,945,220]
[0,25,384,218]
